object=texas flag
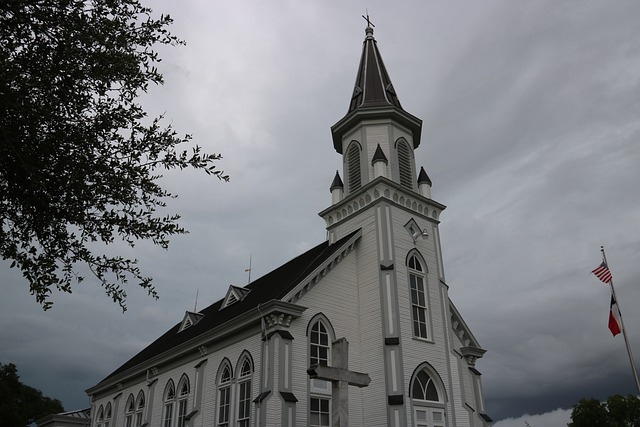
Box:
[609,294,622,337]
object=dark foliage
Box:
[0,0,228,310]
[0,363,64,427]
[569,394,640,427]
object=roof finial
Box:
[362,10,375,31]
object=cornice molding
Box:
[319,177,445,230]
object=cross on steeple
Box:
[362,11,375,28]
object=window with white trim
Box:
[309,397,330,427]
[217,362,232,427]
[135,390,145,426]
[124,395,134,427]
[408,254,430,340]
[163,380,175,427]
[104,402,112,427]
[237,357,253,427]
[96,405,104,427]
[411,367,446,427]
[308,316,334,426]
[176,375,190,427]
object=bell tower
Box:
[318,23,467,427]
[321,24,440,245]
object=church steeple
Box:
[348,26,403,113]
[331,25,422,155]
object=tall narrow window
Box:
[309,397,330,427]
[104,403,112,427]
[411,367,445,427]
[310,321,329,366]
[346,142,361,192]
[135,391,145,426]
[408,254,430,339]
[237,358,253,427]
[308,317,333,426]
[163,380,175,427]
[124,395,134,427]
[217,363,232,427]
[96,405,104,427]
[176,375,190,427]
[397,139,414,190]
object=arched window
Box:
[310,321,330,367]
[412,370,440,402]
[104,402,112,427]
[96,405,104,427]
[217,360,233,427]
[410,366,446,427]
[176,375,190,427]
[124,395,135,427]
[407,253,430,340]
[135,390,145,426]
[308,315,335,427]
[163,380,176,427]
[397,138,414,190]
[345,141,362,192]
[237,356,253,427]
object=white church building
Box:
[86,24,492,427]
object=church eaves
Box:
[90,229,362,388]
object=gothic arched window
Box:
[346,141,362,192]
[96,405,104,427]
[407,252,430,340]
[134,391,145,426]
[176,375,190,427]
[308,315,335,427]
[410,366,446,427]
[104,402,112,427]
[124,394,135,427]
[237,355,253,427]
[397,138,414,190]
[163,380,175,427]
[217,360,233,427]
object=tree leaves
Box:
[0,0,228,311]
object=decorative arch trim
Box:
[409,362,448,403]
[235,350,255,373]
[216,358,234,383]
[405,249,429,273]
[306,313,336,340]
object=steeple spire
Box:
[348,25,403,113]
[331,23,422,154]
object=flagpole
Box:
[601,246,640,396]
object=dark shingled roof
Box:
[95,229,361,386]
[330,170,344,191]
[348,26,403,113]
[371,144,388,165]
[331,26,422,154]
[417,166,432,185]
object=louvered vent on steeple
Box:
[397,139,413,189]
[347,142,361,192]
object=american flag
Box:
[592,262,613,284]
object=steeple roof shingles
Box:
[332,25,422,153]
[349,27,402,112]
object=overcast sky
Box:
[2,1,640,425]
